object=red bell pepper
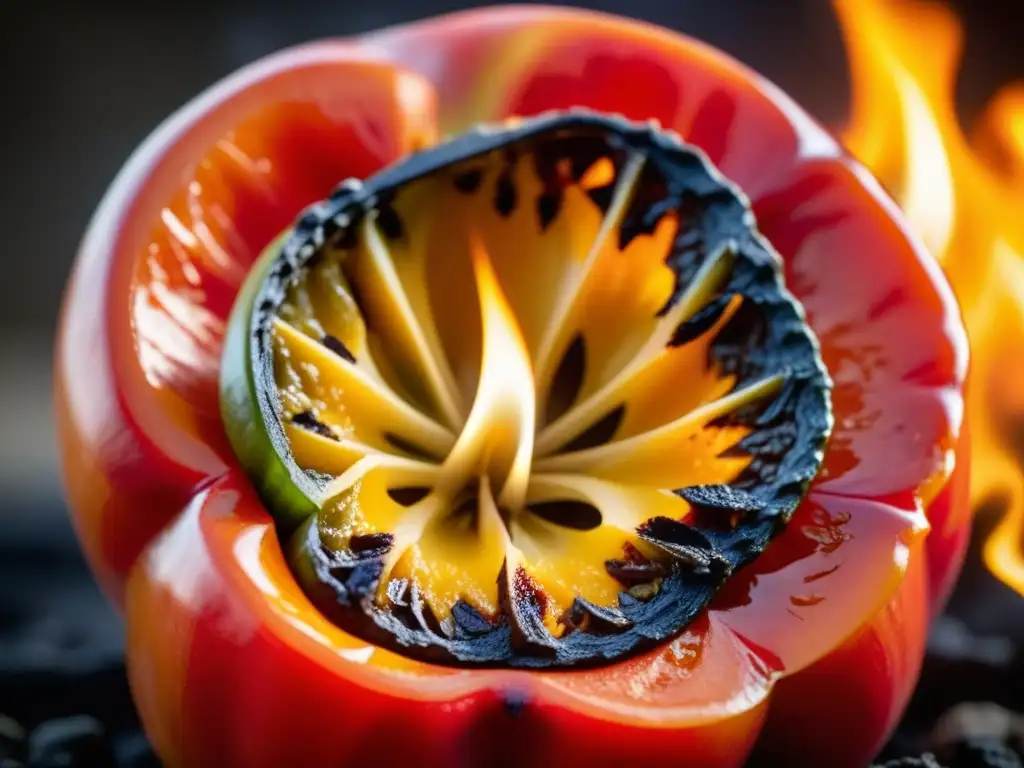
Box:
[55,7,970,767]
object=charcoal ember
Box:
[27,716,115,767]
[0,715,25,764]
[929,703,1024,765]
[871,756,944,768]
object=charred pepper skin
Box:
[55,7,970,768]
[232,112,834,669]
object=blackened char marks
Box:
[453,168,484,193]
[565,597,633,633]
[494,169,517,217]
[669,293,735,347]
[321,334,356,363]
[500,562,558,654]
[291,411,337,441]
[451,600,493,636]
[676,484,765,516]
[560,405,625,453]
[537,192,562,231]
[349,532,395,555]
[618,161,670,249]
[374,198,404,240]
[605,542,670,585]
[637,517,729,574]
[386,487,431,507]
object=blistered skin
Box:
[55,7,968,768]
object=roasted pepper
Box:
[55,7,971,767]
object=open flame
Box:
[441,233,536,512]
[835,0,1024,592]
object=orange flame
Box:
[835,0,1024,592]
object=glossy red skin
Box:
[55,7,970,767]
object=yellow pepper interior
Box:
[271,146,784,633]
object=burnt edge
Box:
[248,109,834,669]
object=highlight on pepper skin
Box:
[52,5,968,768]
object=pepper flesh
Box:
[55,7,969,767]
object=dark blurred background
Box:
[0,0,1022,764]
